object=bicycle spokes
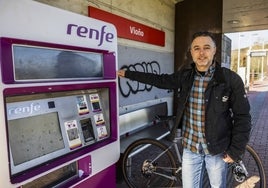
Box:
[122,138,179,188]
[141,159,178,181]
[141,160,156,177]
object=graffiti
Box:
[118,61,161,97]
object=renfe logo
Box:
[67,24,115,46]
[8,103,41,116]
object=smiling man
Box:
[117,31,252,188]
[190,33,216,72]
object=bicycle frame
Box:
[147,136,183,180]
[122,115,266,188]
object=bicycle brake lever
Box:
[232,160,249,183]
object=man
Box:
[117,31,251,188]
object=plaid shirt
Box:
[182,64,215,154]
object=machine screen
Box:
[13,45,103,81]
[9,112,64,165]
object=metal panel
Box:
[119,102,167,136]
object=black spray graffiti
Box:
[118,61,161,97]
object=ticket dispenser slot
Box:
[80,118,95,143]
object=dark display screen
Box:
[13,45,103,81]
[9,112,64,165]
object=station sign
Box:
[250,51,267,57]
[88,6,165,47]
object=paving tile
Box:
[247,78,268,187]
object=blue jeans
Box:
[182,148,228,188]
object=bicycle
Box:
[121,115,266,188]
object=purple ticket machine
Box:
[0,1,119,187]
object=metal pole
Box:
[246,50,251,88]
[261,41,264,81]
[261,56,264,81]
[237,33,241,72]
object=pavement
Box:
[116,77,268,188]
[246,77,268,187]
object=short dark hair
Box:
[191,31,216,46]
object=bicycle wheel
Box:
[122,138,178,188]
[228,144,266,188]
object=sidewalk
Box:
[247,77,268,186]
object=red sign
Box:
[88,6,165,47]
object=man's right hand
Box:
[117,70,126,77]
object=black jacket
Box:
[125,62,251,161]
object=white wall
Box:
[35,0,175,53]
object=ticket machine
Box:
[0,1,119,187]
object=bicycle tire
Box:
[228,144,266,188]
[122,138,178,188]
